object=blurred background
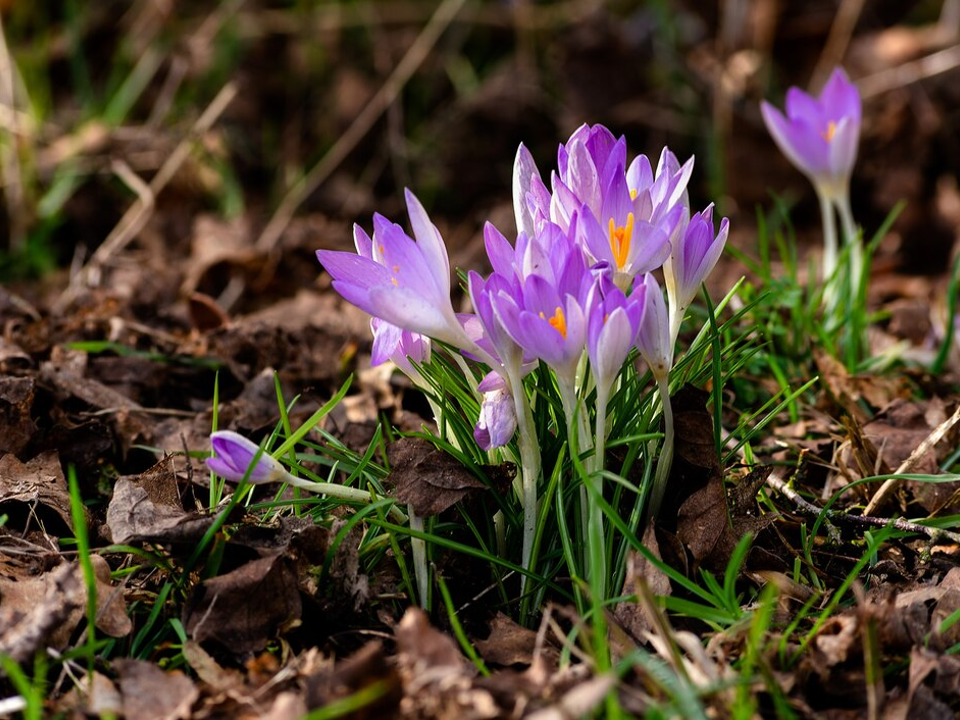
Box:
[0,0,958,313]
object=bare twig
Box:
[56,82,238,312]
[254,0,467,253]
[811,0,866,89]
[863,402,960,516]
[765,466,960,545]
[858,43,960,98]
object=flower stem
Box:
[506,365,540,579]
[818,188,840,315]
[835,192,862,296]
[648,372,674,521]
[589,386,610,600]
[409,509,429,607]
[282,473,408,523]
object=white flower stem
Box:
[282,472,408,523]
[588,385,610,600]
[648,372,675,521]
[817,188,840,315]
[505,364,540,581]
[409,509,429,607]
[835,192,862,297]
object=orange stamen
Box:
[608,212,635,270]
[539,307,567,339]
[822,121,837,142]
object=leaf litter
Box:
[0,3,959,719]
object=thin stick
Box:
[863,402,960,516]
[56,82,238,311]
[811,0,866,90]
[254,0,467,252]
[766,467,960,544]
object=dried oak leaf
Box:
[387,437,489,517]
[105,458,213,546]
[182,555,301,654]
[114,659,198,720]
[0,450,79,535]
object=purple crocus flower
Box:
[490,248,589,384]
[206,431,286,484]
[317,190,476,352]
[586,268,645,394]
[634,274,673,381]
[663,204,730,316]
[473,373,518,450]
[760,68,861,197]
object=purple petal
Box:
[484,222,516,279]
[513,144,542,239]
[820,67,861,123]
[404,189,451,295]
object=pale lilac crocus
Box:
[634,274,673,382]
[207,431,287,484]
[761,67,863,299]
[760,67,860,200]
[663,204,730,344]
[317,189,478,354]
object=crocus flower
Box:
[206,431,286,484]
[760,67,861,198]
[634,274,673,381]
[317,189,477,353]
[586,268,645,395]
[491,247,589,385]
[473,373,518,450]
[663,204,730,320]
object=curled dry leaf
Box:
[387,436,510,517]
[0,375,37,455]
[182,555,302,654]
[0,450,80,535]
[105,457,213,546]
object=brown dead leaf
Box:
[105,475,212,546]
[114,659,199,720]
[0,376,37,455]
[305,641,402,717]
[40,347,142,410]
[670,387,773,571]
[0,450,79,535]
[0,562,82,663]
[182,555,301,654]
[614,525,672,640]
[387,437,491,517]
[475,612,558,669]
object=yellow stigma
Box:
[608,212,635,271]
[630,188,638,200]
[391,277,399,286]
[539,306,568,339]
[822,121,837,142]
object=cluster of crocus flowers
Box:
[312,123,729,592]
[761,67,862,303]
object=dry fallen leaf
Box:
[114,659,199,720]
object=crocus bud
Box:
[206,431,287,484]
[474,374,518,450]
[634,274,673,382]
[760,67,861,199]
[663,204,729,315]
